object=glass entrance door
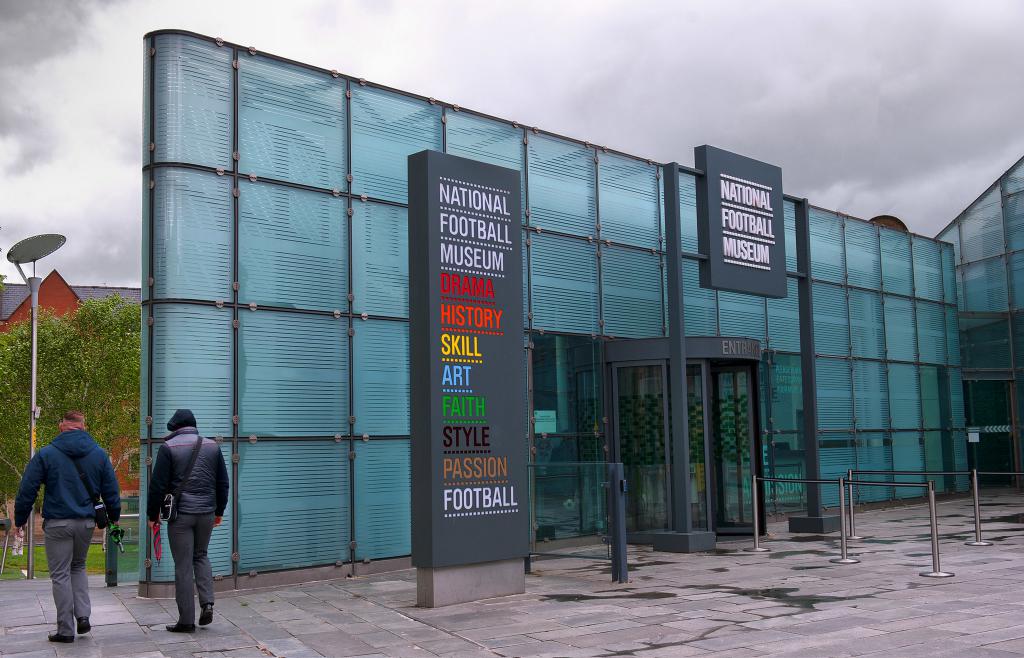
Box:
[711,365,757,532]
[614,363,669,532]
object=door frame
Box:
[608,360,673,532]
[707,362,761,535]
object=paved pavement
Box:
[4,491,1024,657]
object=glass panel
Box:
[941,243,957,304]
[354,320,410,436]
[959,186,1003,263]
[351,86,442,203]
[616,365,667,532]
[844,220,881,289]
[784,200,798,273]
[530,462,607,542]
[880,228,913,296]
[679,173,698,253]
[352,201,408,317]
[770,353,803,432]
[915,301,946,365]
[527,134,596,236]
[238,311,347,436]
[712,367,754,528]
[687,364,708,531]
[238,180,346,311]
[530,233,598,334]
[602,247,663,338]
[445,112,525,220]
[815,358,852,430]
[809,208,845,283]
[598,153,660,249]
[531,334,602,437]
[1006,157,1024,196]
[849,289,884,359]
[766,278,800,352]
[855,433,892,502]
[892,432,924,498]
[237,441,348,570]
[238,56,346,189]
[151,305,232,437]
[883,295,917,362]
[912,236,943,301]
[920,366,944,428]
[853,360,888,429]
[819,435,854,506]
[965,380,1014,487]
[959,317,1011,369]
[355,440,411,560]
[962,257,1008,312]
[718,291,766,342]
[888,364,921,429]
[1006,192,1024,252]
[153,34,232,169]
[152,168,233,302]
[946,307,961,365]
[764,432,806,515]
[683,258,716,335]
[813,282,850,356]
[1009,252,1024,310]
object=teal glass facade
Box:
[936,155,1024,484]
[141,31,970,585]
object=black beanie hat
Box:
[167,409,197,432]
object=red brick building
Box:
[0,270,140,331]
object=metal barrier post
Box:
[105,528,118,587]
[607,462,629,583]
[965,469,992,547]
[830,477,859,564]
[920,481,954,578]
[746,474,769,553]
[846,469,863,540]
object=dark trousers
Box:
[167,513,215,625]
[44,518,95,636]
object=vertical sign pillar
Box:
[409,150,527,607]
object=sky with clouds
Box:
[1,0,1022,286]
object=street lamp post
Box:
[6,234,66,579]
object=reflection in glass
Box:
[617,365,668,532]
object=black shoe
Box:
[76,617,91,634]
[165,623,196,633]
[199,604,213,626]
[48,633,74,643]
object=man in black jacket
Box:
[147,409,229,633]
[15,411,121,643]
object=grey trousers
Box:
[43,518,95,636]
[167,513,215,625]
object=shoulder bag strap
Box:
[171,434,205,499]
[59,450,101,504]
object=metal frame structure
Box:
[139,29,969,589]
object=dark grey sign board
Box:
[408,150,527,569]
[695,145,787,298]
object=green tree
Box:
[0,296,140,505]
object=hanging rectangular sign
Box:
[408,150,527,568]
[695,145,787,298]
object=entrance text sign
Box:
[695,145,787,298]
[409,150,527,569]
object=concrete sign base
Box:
[416,559,526,608]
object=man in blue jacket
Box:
[15,411,121,643]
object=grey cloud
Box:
[0,0,123,173]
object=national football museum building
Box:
[138,29,1024,592]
